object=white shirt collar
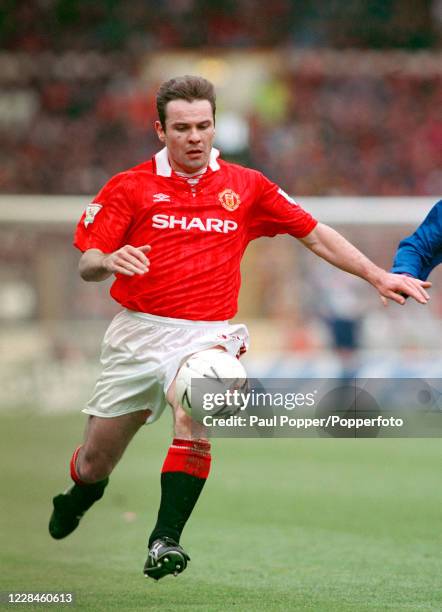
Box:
[154,147,220,177]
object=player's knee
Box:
[172,404,207,439]
[167,380,197,437]
[173,404,193,434]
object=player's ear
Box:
[155,120,166,143]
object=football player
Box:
[49,75,431,580]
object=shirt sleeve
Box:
[391,200,442,280]
[73,174,135,253]
[248,172,317,242]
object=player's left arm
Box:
[300,222,431,306]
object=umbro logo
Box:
[153,193,170,203]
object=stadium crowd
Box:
[1,50,441,196]
[2,0,439,52]
[1,0,441,196]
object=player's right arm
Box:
[79,245,151,282]
[74,173,152,281]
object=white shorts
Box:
[83,309,249,424]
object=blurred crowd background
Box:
[3,0,440,51]
[1,0,441,410]
[1,1,441,196]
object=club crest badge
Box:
[218,189,240,212]
[84,203,103,228]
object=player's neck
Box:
[174,167,208,178]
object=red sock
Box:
[148,438,211,545]
[70,445,86,485]
[162,438,211,478]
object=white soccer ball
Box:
[175,348,248,423]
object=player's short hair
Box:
[156,75,216,129]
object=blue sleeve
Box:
[391,200,442,280]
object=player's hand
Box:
[376,272,431,306]
[103,244,151,276]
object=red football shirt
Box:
[74,148,317,320]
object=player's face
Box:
[155,99,215,174]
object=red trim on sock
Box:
[70,446,86,485]
[162,439,211,479]
[172,437,211,452]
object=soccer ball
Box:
[175,348,248,423]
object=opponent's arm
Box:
[392,200,442,280]
[79,245,151,282]
[300,223,431,305]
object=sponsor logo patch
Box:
[152,214,238,234]
[218,189,240,212]
[84,203,103,228]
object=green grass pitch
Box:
[0,411,441,611]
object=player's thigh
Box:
[81,409,151,466]
[166,343,227,406]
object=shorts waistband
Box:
[124,309,229,328]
